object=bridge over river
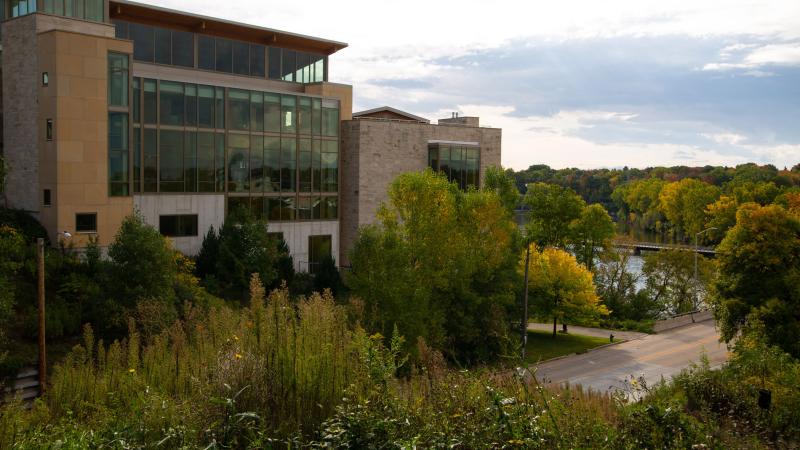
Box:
[613,239,717,256]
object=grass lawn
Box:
[524,329,612,364]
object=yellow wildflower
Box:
[235,353,243,360]
[128,368,136,374]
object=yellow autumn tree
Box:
[521,244,609,337]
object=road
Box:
[532,320,728,395]
[528,323,648,342]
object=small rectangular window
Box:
[46,119,53,141]
[268,47,282,80]
[43,189,52,207]
[198,35,215,70]
[42,72,49,86]
[159,214,199,237]
[76,213,98,233]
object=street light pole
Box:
[693,227,717,322]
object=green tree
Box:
[594,249,660,322]
[713,203,800,357]
[524,182,585,248]
[523,245,609,336]
[483,166,520,212]
[571,203,615,270]
[612,178,667,233]
[0,226,27,362]
[658,178,721,239]
[642,249,714,316]
[705,195,738,242]
[347,170,518,362]
[108,213,177,308]
[214,206,279,301]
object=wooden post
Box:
[37,238,46,395]
[521,244,530,360]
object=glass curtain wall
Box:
[113,20,325,84]
[108,53,130,196]
[37,0,104,20]
[130,77,339,222]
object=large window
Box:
[159,215,198,237]
[428,143,480,190]
[159,130,184,192]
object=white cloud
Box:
[703,42,800,71]
[701,133,747,146]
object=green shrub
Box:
[0,208,49,245]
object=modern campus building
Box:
[0,1,501,271]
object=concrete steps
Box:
[2,367,40,406]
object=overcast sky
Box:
[148,0,800,170]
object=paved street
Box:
[528,323,648,342]
[532,320,729,395]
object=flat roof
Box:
[109,0,348,56]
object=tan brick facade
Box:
[339,118,501,266]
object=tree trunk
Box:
[562,323,568,334]
[553,315,557,338]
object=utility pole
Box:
[521,243,530,361]
[37,238,46,395]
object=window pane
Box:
[154,27,171,65]
[281,50,295,82]
[267,197,281,221]
[130,22,155,62]
[85,0,103,21]
[312,54,325,82]
[250,135,264,192]
[228,134,250,192]
[159,81,184,126]
[172,30,194,67]
[250,197,264,220]
[265,93,281,132]
[132,78,141,124]
[113,20,128,38]
[250,91,264,132]
[198,85,214,128]
[296,52,308,83]
[144,129,157,192]
[184,131,197,192]
[281,95,296,133]
[250,44,265,77]
[297,197,312,220]
[133,127,141,193]
[321,100,339,137]
[439,145,450,177]
[298,97,311,135]
[268,47,282,80]
[107,53,129,107]
[215,133,226,192]
[215,38,232,73]
[198,35,215,70]
[184,84,197,127]
[325,197,338,220]
[265,137,280,193]
[143,79,157,124]
[321,140,338,192]
[428,146,439,171]
[228,89,249,131]
[108,112,129,196]
[228,197,250,217]
[159,130,184,192]
[312,139,321,192]
[76,214,98,233]
[215,87,225,129]
[281,137,296,193]
[312,99,322,135]
[232,40,249,75]
[299,138,312,192]
[197,132,215,192]
[281,197,296,221]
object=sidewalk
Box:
[527,323,648,342]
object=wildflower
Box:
[508,439,525,446]
[128,368,136,374]
[235,353,243,360]
[233,335,239,342]
[369,332,384,341]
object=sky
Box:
[147,0,800,170]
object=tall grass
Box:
[30,275,364,444]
